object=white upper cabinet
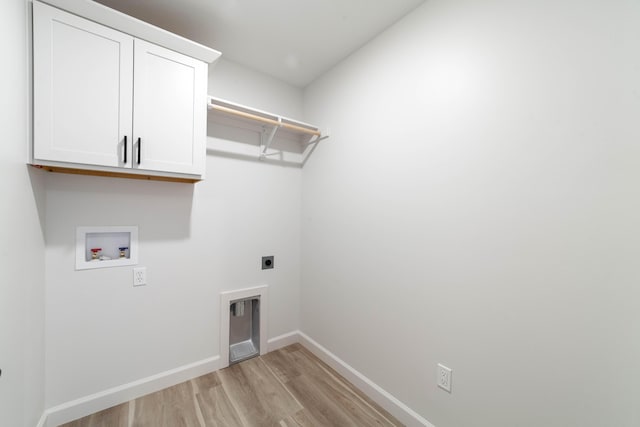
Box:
[132,39,206,175]
[33,2,133,168]
[32,1,215,182]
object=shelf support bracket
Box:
[259,118,282,159]
[304,135,329,147]
[301,134,329,167]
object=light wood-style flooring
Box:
[60,343,402,426]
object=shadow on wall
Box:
[206,114,308,168]
[206,145,304,169]
[28,165,48,242]
[42,170,195,244]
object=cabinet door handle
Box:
[123,136,127,164]
[137,137,141,165]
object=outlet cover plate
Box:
[133,267,147,286]
[437,363,452,393]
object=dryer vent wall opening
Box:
[229,297,260,364]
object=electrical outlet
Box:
[133,267,147,286]
[437,363,452,393]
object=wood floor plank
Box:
[192,371,221,392]
[261,348,302,383]
[282,343,304,353]
[278,408,316,427]
[196,385,243,427]
[59,403,129,427]
[217,357,303,426]
[285,373,355,426]
[57,344,403,427]
[132,381,201,427]
[313,359,400,424]
[268,346,399,427]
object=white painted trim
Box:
[43,355,220,427]
[219,285,269,369]
[34,0,221,63]
[38,330,432,427]
[35,412,47,427]
[267,331,300,351]
[298,332,435,427]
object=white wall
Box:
[302,1,640,426]
[209,58,303,118]
[44,58,302,406]
[0,0,46,426]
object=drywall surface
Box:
[301,1,640,426]
[44,61,302,406]
[0,0,46,426]
[209,58,303,118]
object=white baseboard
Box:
[36,412,47,427]
[39,330,431,427]
[297,331,435,427]
[267,330,300,351]
[43,355,220,427]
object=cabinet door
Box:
[132,39,207,176]
[33,2,133,167]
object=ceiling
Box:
[93,0,426,87]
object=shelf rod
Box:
[209,103,321,136]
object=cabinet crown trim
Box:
[35,0,221,63]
